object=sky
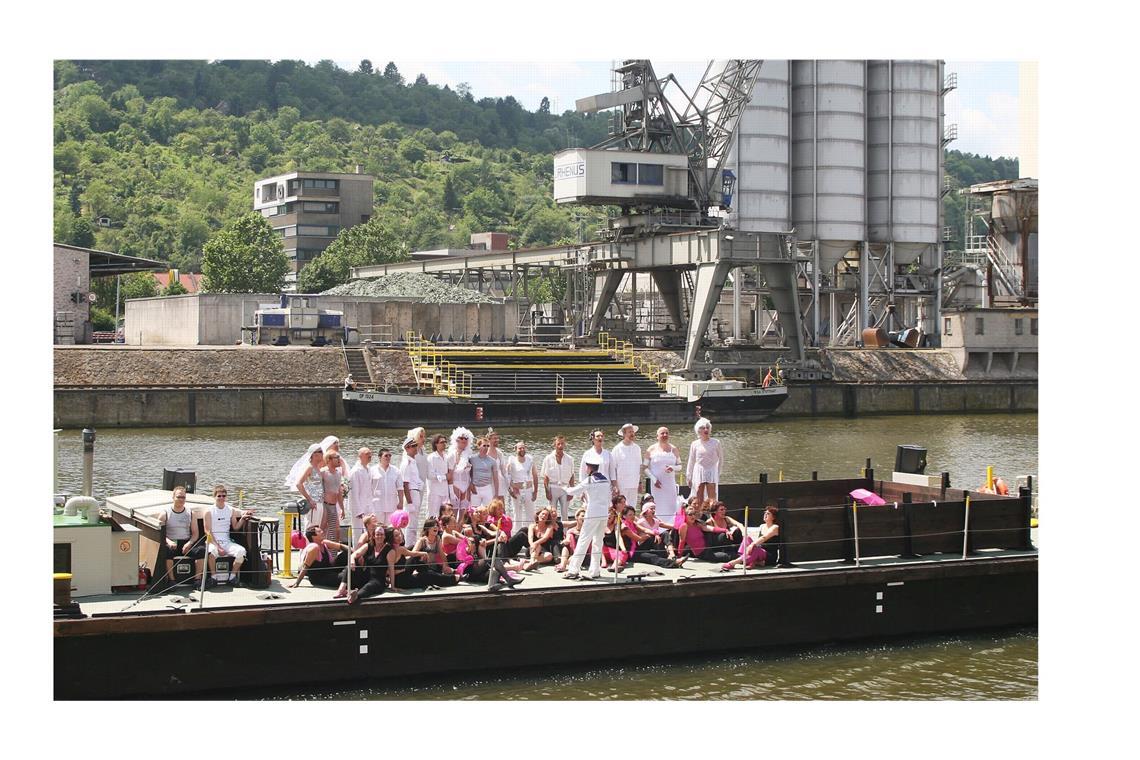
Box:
[340,59,1022,161]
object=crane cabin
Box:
[553,148,693,209]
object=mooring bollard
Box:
[279,512,296,579]
[54,573,73,607]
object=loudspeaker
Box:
[163,467,197,494]
[895,445,927,475]
[172,558,195,584]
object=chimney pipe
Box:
[82,428,96,497]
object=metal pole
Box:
[81,428,95,497]
[962,493,971,560]
[487,519,501,590]
[741,506,749,576]
[852,500,860,567]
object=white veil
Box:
[286,442,322,491]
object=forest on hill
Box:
[53,59,1019,281]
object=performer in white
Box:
[369,447,403,524]
[346,447,376,536]
[562,449,612,580]
[645,426,682,526]
[579,429,615,492]
[425,433,451,517]
[686,417,724,505]
[446,427,474,510]
[611,422,644,509]
[506,440,539,534]
[399,437,424,539]
[541,435,575,521]
[485,428,508,499]
[407,426,430,511]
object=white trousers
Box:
[471,484,495,507]
[567,515,608,577]
[548,486,570,521]
[618,484,640,510]
[511,486,535,533]
[427,486,450,517]
[406,490,422,538]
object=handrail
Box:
[555,373,565,401]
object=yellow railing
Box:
[405,332,471,398]
[598,331,668,390]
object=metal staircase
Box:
[341,346,373,387]
[985,234,1023,298]
[832,296,886,346]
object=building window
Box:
[943,317,952,336]
[288,179,301,194]
[277,226,297,238]
[298,225,339,237]
[302,178,340,190]
[295,248,324,262]
[611,162,637,184]
[1014,318,1024,335]
[1030,318,1038,335]
[261,184,278,202]
[301,201,338,213]
[975,317,985,335]
[637,163,664,186]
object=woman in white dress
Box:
[446,426,474,511]
[425,434,452,517]
[645,426,682,526]
[686,417,724,506]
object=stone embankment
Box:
[54,345,415,388]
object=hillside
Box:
[53,59,1019,275]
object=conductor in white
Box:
[563,449,612,580]
[347,447,376,536]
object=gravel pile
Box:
[323,273,497,304]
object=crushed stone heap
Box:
[322,272,498,304]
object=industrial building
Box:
[253,170,375,279]
[53,243,167,345]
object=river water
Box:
[54,412,1038,700]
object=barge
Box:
[54,470,1037,699]
[344,339,789,427]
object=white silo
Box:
[867,59,942,264]
[790,59,867,270]
[727,60,791,233]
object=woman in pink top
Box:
[686,417,724,505]
[722,505,780,571]
[676,504,718,560]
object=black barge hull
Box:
[342,387,789,427]
[55,556,1036,699]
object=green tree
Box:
[201,212,289,293]
[357,59,374,75]
[382,62,403,85]
[442,175,460,213]
[296,216,408,292]
[163,279,189,296]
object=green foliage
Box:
[201,212,289,293]
[90,271,159,316]
[90,306,116,332]
[942,149,1020,244]
[296,216,409,293]
[163,279,189,296]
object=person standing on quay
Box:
[347,447,376,537]
[687,417,724,505]
[542,435,575,521]
[562,450,612,580]
[611,423,644,509]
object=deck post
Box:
[961,490,972,559]
[776,498,791,567]
[901,493,916,558]
[1018,486,1034,550]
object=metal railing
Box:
[359,323,395,344]
[598,330,668,389]
[405,331,471,398]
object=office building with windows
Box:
[253,171,375,281]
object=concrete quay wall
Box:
[54,381,1035,429]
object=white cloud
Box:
[950,91,1020,159]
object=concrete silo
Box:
[727,60,792,234]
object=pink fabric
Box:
[455,538,477,576]
[849,488,887,506]
[681,521,706,553]
[738,535,767,567]
[390,509,410,529]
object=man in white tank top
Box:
[204,484,252,586]
[159,486,204,585]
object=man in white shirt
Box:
[579,429,616,494]
[611,422,645,510]
[506,440,539,533]
[399,437,424,539]
[542,435,576,521]
[408,427,430,510]
[370,448,403,525]
[347,447,376,538]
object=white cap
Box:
[582,449,603,466]
[618,423,639,434]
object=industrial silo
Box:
[727,59,791,233]
[867,59,942,264]
[790,59,867,270]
